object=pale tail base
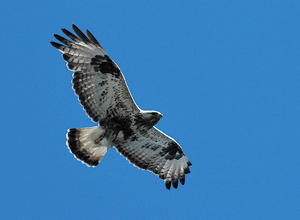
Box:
[66,126,109,167]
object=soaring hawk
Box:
[50,25,192,189]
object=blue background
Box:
[1,1,299,219]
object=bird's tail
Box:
[66,126,109,167]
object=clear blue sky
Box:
[1,1,299,219]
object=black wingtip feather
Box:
[180,175,185,185]
[86,29,102,48]
[62,28,81,43]
[72,24,91,44]
[185,167,191,174]
[50,41,64,50]
[54,34,73,46]
[172,179,178,189]
[165,181,171,190]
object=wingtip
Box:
[72,24,77,31]
[165,180,171,190]
[61,28,70,35]
[172,179,178,189]
[180,175,185,185]
[185,166,191,174]
[61,28,68,36]
[50,41,63,50]
[49,41,56,47]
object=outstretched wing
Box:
[50,24,140,122]
[115,127,192,189]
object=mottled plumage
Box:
[51,24,192,189]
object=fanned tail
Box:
[66,126,109,167]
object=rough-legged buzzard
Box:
[50,25,192,189]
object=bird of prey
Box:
[50,25,192,189]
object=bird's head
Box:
[141,110,163,127]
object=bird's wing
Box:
[115,127,192,189]
[51,24,140,122]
